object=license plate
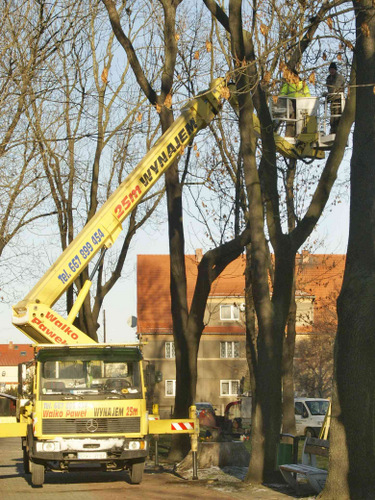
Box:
[77,452,107,460]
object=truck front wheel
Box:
[129,460,145,484]
[305,427,315,438]
[31,462,45,486]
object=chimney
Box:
[8,341,14,350]
[195,248,203,263]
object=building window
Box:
[296,297,314,327]
[220,379,240,396]
[165,380,176,397]
[165,341,175,359]
[220,341,240,358]
[21,351,26,356]
[1,371,5,377]
[220,304,240,321]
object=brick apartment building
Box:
[137,251,345,417]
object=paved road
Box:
[0,438,242,500]
[0,438,310,499]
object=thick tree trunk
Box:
[322,2,375,498]
[169,231,253,461]
[282,159,297,436]
[244,244,257,402]
[282,286,297,436]
[246,247,295,483]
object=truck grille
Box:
[42,417,140,435]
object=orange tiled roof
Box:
[295,253,345,331]
[137,253,345,334]
[0,343,34,366]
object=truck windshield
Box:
[305,400,329,416]
[39,356,142,400]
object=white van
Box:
[294,397,329,437]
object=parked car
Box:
[294,397,330,437]
[222,396,329,439]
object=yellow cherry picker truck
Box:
[1,77,337,486]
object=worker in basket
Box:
[278,69,311,137]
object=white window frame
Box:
[165,341,175,359]
[220,379,240,396]
[165,379,176,397]
[220,341,240,358]
[220,304,240,321]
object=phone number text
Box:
[58,228,105,284]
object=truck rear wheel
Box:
[129,460,145,484]
[31,462,45,486]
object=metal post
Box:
[152,404,159,418]
[154,435,159,467]
[189,405,198,480]
[191,434,198,480]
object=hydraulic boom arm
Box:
[12,79,227,345]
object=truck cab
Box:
[22,345,148,485]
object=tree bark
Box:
[322,2,375,497]
[282,288,297,437]
[282,160,297,436]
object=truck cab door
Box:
[294,401,308,435]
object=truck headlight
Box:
[124,440,146,451]
[36,441,61,452]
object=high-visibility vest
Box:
[280,81,310,97]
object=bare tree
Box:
[294,334,335,398]
[203,0,354,481]
[0,1,73,267]
[25,1,164,340]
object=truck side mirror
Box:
[18,362,34,397]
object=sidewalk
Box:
[155,461,317,499]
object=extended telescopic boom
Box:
[12,79,227,345]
